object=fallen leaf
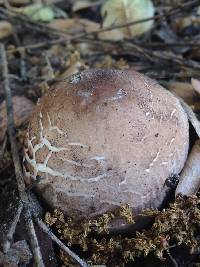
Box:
[72,0,103,12]
[191,78,200,95]
[49,18,99,34]
[13,4,67,22]
[19,4,54,22]
[168,81,200,112]
[168,82,196,105]
[0,0,31,4]
[101,0,154,40]
[0,21,13,39]
[98,28,124,41]
[59,51,88,78]
[0,96,34,143]
[175,15,200,32]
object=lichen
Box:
[45,195,200,266]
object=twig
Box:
[133,42,200,48]
[2,201,23,253]
[5,0,200,52]
[44,52,55,81]
[35,218,90,267]
[0,43,44,267]
[0,6,61,37]
[0,136,7,162]
[167,250,178,267]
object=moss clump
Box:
[45,195,200,266]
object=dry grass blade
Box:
[0,43,44,267]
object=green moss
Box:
[45,196,200,266]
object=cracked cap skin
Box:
[23,69,189,232]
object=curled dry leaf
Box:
[168,81,200,113]
[72,0,103,12]
[191,78,200,95]
[59,51,88,78]
[175,15,200,32]
[100,0,155,40]
[0,96,34,143]
[176,139,200,196]
[168,82,197,105]
[0,21,13,39]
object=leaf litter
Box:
[1,0,200,266]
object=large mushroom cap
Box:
[23,70,189,230]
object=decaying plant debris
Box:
[1,0,200,266]
[45,195,200,266]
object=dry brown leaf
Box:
[168,82,197,105]
[0,96,34,143]
[191,78,200,95]
[175,15,200,32]
[98,28,124,41]
[59,51,88,79]
[49,18,99,34]
[0,0,31,4]
[0,21,13,39]
[50,18,123,41]
[168,81,200,114]
[72,0,104,12]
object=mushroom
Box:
[23,69,189,232]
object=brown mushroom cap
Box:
[23,70,189,231]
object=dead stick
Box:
[0,136,7,161]
[0,43,44,267]
[5,0,200,52]
[35,218,90,267]
[166,251,178,267]
[3,201,23,253]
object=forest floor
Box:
[1,0,200,266]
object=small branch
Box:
[23,208,45,267]
[5,0,200,52]
[35,218,90,267]
[44,52,55,81]
[0,6,61,37]
[0,43,44,267]
[0,136,7,162]
[2,201,23,253]
[167,250,178,267]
